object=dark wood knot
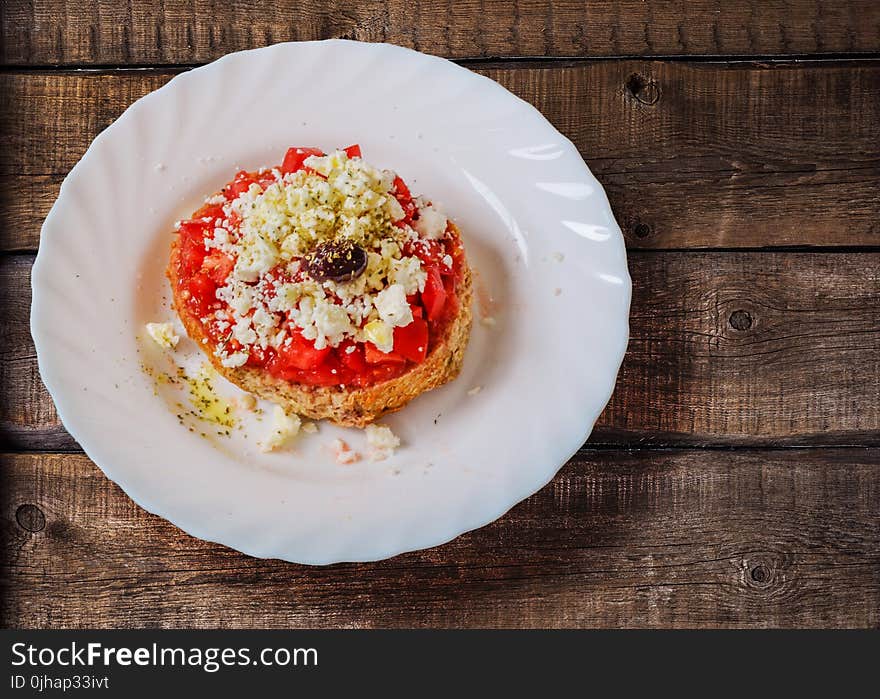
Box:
[750,563,771,583]
[626,74,661,105]
[744,558,778,590]
[16,503,46,533]
[632,221,653,239]
[729,309,753,331]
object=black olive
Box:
[305,240,368,283]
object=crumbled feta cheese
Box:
[365,424,401,461]
[234,233,277,282]
[145,322,179,349]
[389,255,427,295]
[260,406,301,452]
[310,297,355,349]
[414,204,447,239]
[221,352,249,368]
[374,283,412,328]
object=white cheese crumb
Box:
[414,204,447,239]
[145,322,179,349]
[260,406,301,452]
[467,385,482,396]
[374,283,413,328]
[365,424,401,461]
[220,352,249,368]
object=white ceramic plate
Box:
[31,40,630,564]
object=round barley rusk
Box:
[168,222,473,427]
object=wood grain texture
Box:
[4,252,878,450]
[2,0,879,65]
[2,61,878,253]
[2,449,877,628]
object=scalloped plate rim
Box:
[31,39,631,565]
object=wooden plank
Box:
[2,449,877,628]
[2,61,878,253]
[2,1,879,65]
[4,252,878,450]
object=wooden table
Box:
[2,1,878,629]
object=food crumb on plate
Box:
[239,393,257,410]
[302,421,318,434]
[552,251,565,262]
[331,438,360,464]
[365,424,400,461]
[467,385,482,396]
[554,287,562,296]
[260,405,301,452]
[480,316,497,327]
[145,322,179,349]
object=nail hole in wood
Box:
[15,504,46,533]
[729,310,753,331]
[625,73,661,105]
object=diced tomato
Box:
[393,175,411,203]
[410,304,424,319]
[179,219,208,239]
[281,147,325,175]
[392,174,417,221]
[302,367,344,386]
[406,239,445,267]
[275,331,331,371]
[186,272,217,316]
[339,343,367,372]
[223,170,261,200]
[421,265,447,321]
[178,221,209,275]
[364,343,406,365]
[393,318,428,363]
[304,353,344,385]
[246,345,269,367]
[201,251,235,285]
[343,144,362,159]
